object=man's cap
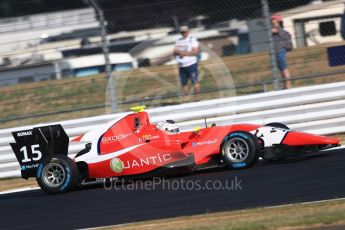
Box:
[271,14,283,22]
[180,25,189,32]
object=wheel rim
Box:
[224,138,249,163]
[42,162,66,187]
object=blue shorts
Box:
[276,48,287,71]
[179,63,199,86]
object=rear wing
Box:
[10,125,69,179]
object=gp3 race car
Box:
[10,106,340,194]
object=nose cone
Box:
[282,131,340,146]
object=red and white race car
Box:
[11,106,340,194]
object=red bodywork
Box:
[74,111,339,179]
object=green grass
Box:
[95,199,345,230]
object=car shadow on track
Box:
[79,149,339,191]
[265,150,336,165]
[1,149,342,197]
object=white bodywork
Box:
[251,126,289,147]
[75,116,123,164]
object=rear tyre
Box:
[221,131,260,169]
[265,122,289,130]
[37,155,80,194]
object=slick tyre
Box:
[221,131,260,169]
[37,155,80,194]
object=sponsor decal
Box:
[138,134,160,142]
[17,131,33,137]
[229,132,248,139]
[110,158,124,173]
[232,162,247,168]
[96,177,118,182]
[102,133,132,143]
[60,168,71,191]
[192,139,217,147]
[20,163,39,171]
[123,153,172,169]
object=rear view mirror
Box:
[319,21,337,36]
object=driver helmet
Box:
[156,120,180,134]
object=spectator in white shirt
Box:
[173,25,200,101]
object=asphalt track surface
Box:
[1,148,345,230]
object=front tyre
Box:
[221,131,260,169]
[37,155,80,194]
